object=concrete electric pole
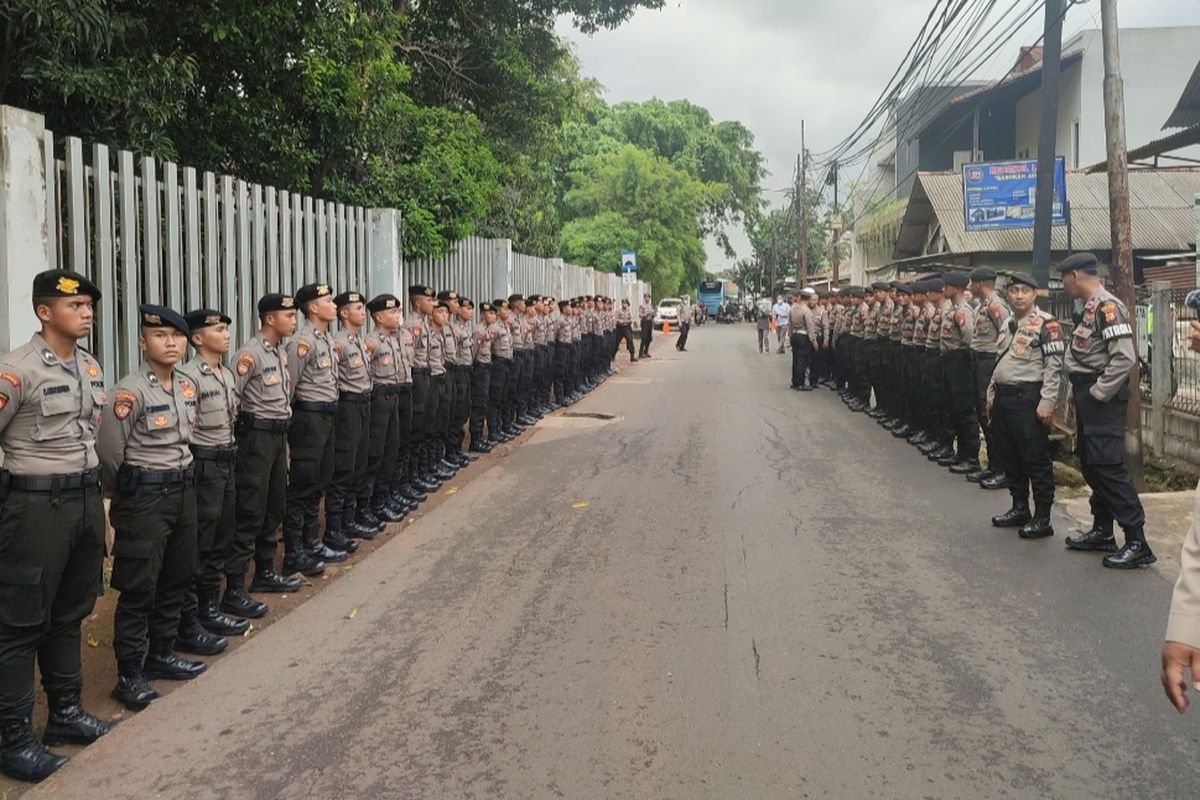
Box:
[1030,0,1064,288]
[798,122,809,288]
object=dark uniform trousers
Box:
[516,350,533,417]
[899,346,917,426]
[1071,375,1146,535]
[392,386,414,492]
[924,351,947,439]
[448,365,472,453]
[616,325,635,359]
[0,476,105,714]
[329,393,371,525]
[837,335,854,391]
[569,342,581,393]
[284,408,336,553]
[469,363,492,442]
[489,357,512,437]
[230,422,288,577]
[972,352,998,463]
[885,341,903,415]
[553,344,570,401]
[428,373,450,462]
[639,319,653,357]
[790,332,812,388]
[943,350,980,460]
[538,344,553,404]
[504,353,524,425]
[182,452,236,619]
[110,471,197,664]
[853,338,873,403]
[364,387,400,507]
[408,369,430,477]
[675,323,690,351]
[990,383,1054,511]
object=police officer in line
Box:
[1058,252,1155,569]
[448,296,478,464]
[967,267,1011,486]
[985,272,1064,539]
[615,299,638,363]
[328,290,374,547]
[788,289,815,391]
[846,286,871,410]
[918,278,951,460]
[524,296,547,416]
[888,283,916,438]
[361,294,413,524]
[638,294,655,359]
[100,305,203,711]
[937,271,981,474]
[552,300,574,406]
[283,283,340,578]
[175,309,248,661]
[904,282,932,443]
[425,299,454,479]
[488,298,516,444]
[506,294,531,430]
[405,285,439,493]
[469,301,497,451]
[0,270,113,782]
[536,297,557,411]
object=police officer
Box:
[469,302,496,451]
[226,294,297,615]
[638,294,655,359]
[176,309,247,660]
[100,305,202,711]
[426,299,456,480]
[968,267,1011,486]
[919,278,951,460]
[283,283,338,576]
[847,287,871,411]
[615,299,637,363]
[789,289,815,391]
[1059,252,1155,568]
[535,297,556,412]
[329,290,374,546]
[0,270,113,782]
[906,282,932,445]
[489,299,516,444]
[938,272,981,474]
[448,296,477,464]
[985,272,1064,538]
[890,283,916,438]
[676,295,692,352]
[362,294,411,524]
[405,285,438,491]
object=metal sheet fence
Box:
[1165,286,1200,416]
[42,128,372,376]
[404,236,500,309]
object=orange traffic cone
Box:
[664,321,670,335]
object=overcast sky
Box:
[556,0,1200,272]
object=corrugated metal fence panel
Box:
[44,128,378,377]
[405,236,495,312]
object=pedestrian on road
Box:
[772,296,790,353]
[615,299,637,362]
[0,270,114,783]
[638,294,654,359]
[676,296,692,352]
[756,303,770,353]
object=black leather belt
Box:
[339,391,373,403]
[3,466,101,492]
[190,445,237,464]
[412,367,431,375]
[130,465,195,486]
[238,414,290,432]
[1069,372,1101,386]
[996,382,1042,396]
[294,400,338,414]
[375,384,402,396]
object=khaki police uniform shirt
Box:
[552,316,571,345]
[788,302,812,336]
[863,300,879,338]
[925,302,944,350]
[404,312,431,370]
[616,308,633,326]
[473,323,494,364]
[972,292,1011,354]
[0,334,105,475]
[1167,490,1200,648]
[233,334,291,421]
[940,297,974,352]
[428,324,447,376]
[900,304,917,345]
[913,303,930,346]
[396,328,416,383]
[877,297,895,340]
[286,325,338,403]
[365,330,403,386]
[1065,286,1137,402]
[176,358,237,448]
[491,319,514,360]
[987,309,1065,413]
[98,365,197,491]
[334,330,373,394]
[850,303,867,337]
[888,301,904,342]
[451,318,475,366]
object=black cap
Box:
[895,283,911,295]
[528,294,542,303]
[847,286,865,298]
[479,302,496,313]
[1057,252,1099,275]
[460,297,474,308]
[508,293,524,304]
[334,291,364,308]
[943,272,969,289]
[870,281,888,291]
[493,299,509,310]
[926,278,945,292]
[258,293,295,315]
[888,280,903,290]
[910,280,927,294]
[366,294,400,313]
[558,299,570,310]
[436,290,458,302]
[295,283,333,307]
[408,284,435,298]
[184,309,231,334]
[33,270,101,301]
[1006,272,1040,290]
[968,266,997,281]
[433,300,450,310]
[138,304,189,334]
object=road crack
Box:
[751,638,761,680]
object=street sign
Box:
[623,272,637,285]
[620,251,637,273]
[962,158,1066,231]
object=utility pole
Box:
[1101,0,1145,488]
[1030,0,1064,288]
[769,226,778,299]
[798,121,809,288]
[828,161,840,284]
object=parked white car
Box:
[654,298,683,330]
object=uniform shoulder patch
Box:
[955,310,967,327]
[296,340,311,359]
[236,354,255,376]
[113,390,136,420]
[1100,302,1119,323]
[0,371,20,388]
[990,304,1002,320]
[365,340,378,356]
[180,379,196,399]
[0,395,7,411]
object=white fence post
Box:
[0,106,50,353]
[368,208,402,298]
[492,238,513,300]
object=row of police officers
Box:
[0,270,632,783]
[784,252,1153,569]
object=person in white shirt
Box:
[772,296,791,353]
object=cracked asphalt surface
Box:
[27,325,1200,799]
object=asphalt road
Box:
[29,324,1200,799]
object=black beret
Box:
[888,280,904,290]
[545,296,556,304]
[460,298,474,308]
[436,290,458,302]
[433,300,450,310]
[366,294,400,313]
[528,294,542,302]
[1058,252,1099,275]
[493,299,509,310]
[943,272,969,289]
[295,283,333,307]
[33,270,100,301]
[847,286,865,298]
[870,281,889,291]
[479,302,496,313]
[408,284,435,298]
[334,291,364,308]
[508,293,524,304]
[558,300,570,309]
[1006,272,1040,290]
[968,267,997,281]
[895,283,912,295]
[184,309,231,333]
[258,293,295,315]
[925,278,945,292]
[910,281,927,293]
[138,304,188,335]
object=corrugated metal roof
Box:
[895,170,1200,259]
[1085,125,1200,172]
[1165,60,1200,129]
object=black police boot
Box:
[176,611,228,656]
[433,463,457,481]
[199,590,250,636]
[344,507,378,540]
[936,452,958,467]
[890,424,911,438]
[1065,527,1118,552]
[250,563,304,592]
[42,691,115,747]
[469,439,492,454]
[144,641,207,681]
[1019,504,1055,539]
[917,439,939,454]
[519,414,538,426]
[1103,535,1157,569]
[980,472,1010,490]
[281,549,326,577]
[374,499,406,523]
[323,514,360,554]
[927,445,954,462]
[356,507,386,535]
[907,431,927,445]
[991,502,1031,528]
[308,539,347,563]
[389,491,418,511]
[404,479,433,499]
[966,467,994,483]
[221,576,268,619]
[111,662,159,711]
[949,458,980,475]
[0,713,68,782]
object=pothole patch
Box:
[562,412,617,420]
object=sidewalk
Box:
[1060,485,1197,580]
